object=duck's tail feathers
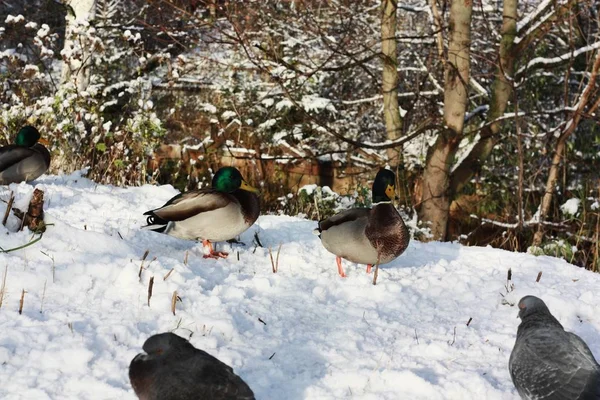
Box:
[312,226,322,238]
[142,211,168,233]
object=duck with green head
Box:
[0,126,51,185]
[314,168,410,277]
[144,167,261,259]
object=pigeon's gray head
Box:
[142,332,194,358]
[517,296,551,320]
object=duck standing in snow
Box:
[143,166,260,259]
[129,332,255,400]
[314,168,410,277]
[0,126,51,185]
[509,295,600,400]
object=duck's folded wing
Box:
[0,145,34,171]
[151,189,231,221]
[318,208,370,232]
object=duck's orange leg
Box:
[336,256,347,278]
[202,239,229,259]
[366,264,373,274]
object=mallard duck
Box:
[314,168,409,277]
[0,126,50,185]
[144,166,260,259]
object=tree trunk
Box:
[418,0,472,240]
[61,0,96,92]
[381,0,403,165]
[450,0,578,195]
[449,0,517,195]
[532,49,600,246]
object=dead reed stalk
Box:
[2,191,14,226]
[18,289,25,314]
[138,250,150,281]
[372,252,382,285]
[171,290,178,315]
[163,268,174,281]
[0,265,7,308]
[268,244,282,273]
[40,279,47,313]
[147,277,154,306]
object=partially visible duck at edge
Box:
[0,125,51,185]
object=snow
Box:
[2,173,600,399]
[301,95,336,113]
[560,198,580,216]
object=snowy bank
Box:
[1,173,599,399]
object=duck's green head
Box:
[15,126,46,147]
[212,166,260,194]
[372,168,396,203]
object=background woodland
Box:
[1,0,600,270]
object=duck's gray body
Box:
[144,188,260,242]
[0,144,50,185]
[317,202,409,265]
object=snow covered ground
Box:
[1,172,599,400]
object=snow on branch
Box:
[516,41,600,77]
[516,0,557,36]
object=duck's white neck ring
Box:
[373,200,392,206]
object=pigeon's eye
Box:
[518,302,526,310]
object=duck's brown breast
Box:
[365,203,410,259]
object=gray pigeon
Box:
[129,332,255,400]
[509,295,600,400]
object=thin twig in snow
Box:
[2,191,14,226]
[147,277,154,307]
[0,265,7,308]
[18,289,25,314]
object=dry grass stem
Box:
[147,276,154,307]
[0,265,7,309]
[40,279,47,313]
[466,317,473,326]
[268,244,283,273]
[275,243,282,272]
[18,289,25,314]
[268,247,275,273]
[138,249,150,281]
[372,252,382,285]
[163,268,174,281]
[2,191,14,226]
[536,271,542,282]
[171,290,178,315]
[183,251,189,265]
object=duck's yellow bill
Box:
[240,180,260,194]
[38,137,50,145]
[385,184,395,199]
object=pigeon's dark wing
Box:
[188,350,255,400]
[510,328,600,400]
[317,208,371,232]
[566,332,600,399]
[144,188,232,222]
[149,350,255,400]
